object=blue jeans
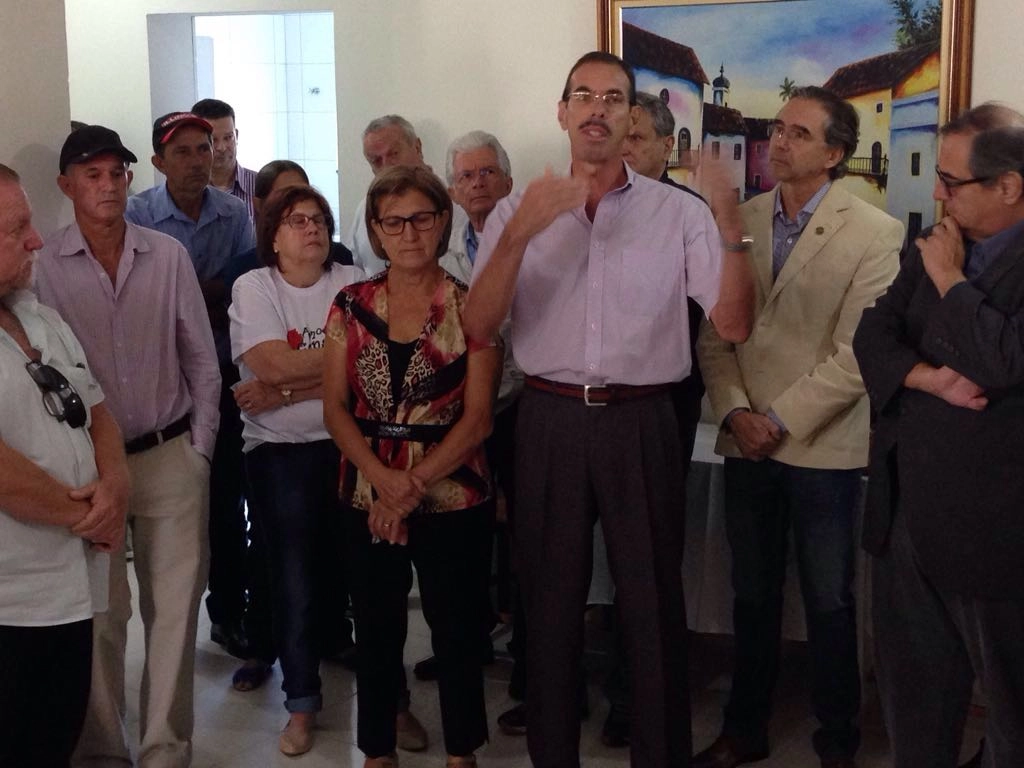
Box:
[244,439,341,713]
[722,457,861,759]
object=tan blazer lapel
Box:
[765,186,848,306]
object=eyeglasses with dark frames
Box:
[375,211,441,236]
[934,165,993,190]
[25,360,88,429]
[282,212,328,230]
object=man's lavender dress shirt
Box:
[34,221,221,459]
[473,163,722,386]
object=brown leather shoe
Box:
[692,734,770,768]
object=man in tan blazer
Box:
[694,86,902,768]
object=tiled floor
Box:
[120,577,984,767]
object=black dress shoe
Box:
[692,734,770,768]
[210,621,250,660]
[497,703,527,736]
[600,711,629,748]
[413,655,440,681]
[819,758,857,768]
[414,643,496,681]
[959,740,984,768]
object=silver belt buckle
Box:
[583,384,607,407]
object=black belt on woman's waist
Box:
[355,418,451,442]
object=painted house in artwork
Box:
[824,42,940,237]
[622,22,708,186]
[744,117,777,196]
[703,102,748,200]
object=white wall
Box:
[971,0,1022,110]
[0,0,1011,235]
[64,0,594,227]
[0,0,73,234]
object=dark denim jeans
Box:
[245,439,342,713]
[722,457,862,760]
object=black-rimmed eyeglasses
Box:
[25,361,88,429]
[935,165,993,190]
[375,211,441,236]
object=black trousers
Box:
[0,619,92,768]
[344,503,493,758]
[205,368,248,627]
[516,388,690,768]
[874,510,1024,768]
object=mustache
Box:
[580,118,611,134]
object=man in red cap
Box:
[127,113,256,670]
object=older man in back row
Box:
[854,103,1024,768]
[349,115,469,277]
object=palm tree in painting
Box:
[779,77,796,101]
[890,0,942,48]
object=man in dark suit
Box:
[853,102,1024,768]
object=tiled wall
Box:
[194,12,341,229]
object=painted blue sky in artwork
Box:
[622,0,935,118]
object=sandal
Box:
[280,713,315,756]
[231,659,272,692]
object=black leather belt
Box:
[125,414,191,455]
[525,376,673,406]
[355,417,451,442]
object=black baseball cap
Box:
[59,125,138,174]
[152,112,213,153]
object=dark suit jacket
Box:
[853,228,1024,599]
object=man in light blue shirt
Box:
[126,111,255,659]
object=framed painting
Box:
[599,0,975,238]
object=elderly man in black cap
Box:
[36,124,220,768]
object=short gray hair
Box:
[635,92,674,139]
[968,126,1024,186]
[940,102,1024,138]
[362,114,418,144]
[444,131,512,185]
[940,103,1024,185]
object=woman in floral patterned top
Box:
[324,166,500,768]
